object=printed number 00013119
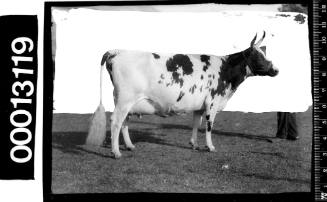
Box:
[9,37,35,164]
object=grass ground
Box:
[51,107,312,193]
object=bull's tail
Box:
[86,51,114,146]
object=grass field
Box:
[52,107,312,193]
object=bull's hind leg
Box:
[190,110,203,150]
[121,115,135,151]
[110,103,134,158]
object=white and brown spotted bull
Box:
[87,31,279,158]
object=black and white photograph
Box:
[1,0,323,202]
[48,1,312,198]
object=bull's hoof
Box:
[126,144,136,151]
[189,141,199,150]
[111,151,122,159]
[192,145,200,150]
[204,145,217,152]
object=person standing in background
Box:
[276,112,299,140]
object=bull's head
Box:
[245,31,279,77]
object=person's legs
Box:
[287,113,299,140]
[276,112,288,139]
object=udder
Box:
[130,98,161,115]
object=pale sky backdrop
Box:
[52,4,311,114]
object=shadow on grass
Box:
[104,128,192,150]
[52,131,112,158]
[52,119,272,158]
[130,120,273,143]
[52,129,190,158]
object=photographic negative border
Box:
[0,15,38,180]
[44,0,313,201]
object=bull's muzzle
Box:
[268,65,279,77]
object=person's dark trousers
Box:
[276,112,298,140]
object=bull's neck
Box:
[219,49,251,92]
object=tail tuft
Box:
[86,103,107,146]
[86,51,116,146]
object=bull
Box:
[87,31,279,158]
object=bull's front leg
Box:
[205,108,217,152]
[190,110,203,150]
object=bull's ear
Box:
[250,33,257,47]
[260,46,266,55]
[255,31,266,47]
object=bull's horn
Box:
[250,33,258,47]
[254,31,266,47]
